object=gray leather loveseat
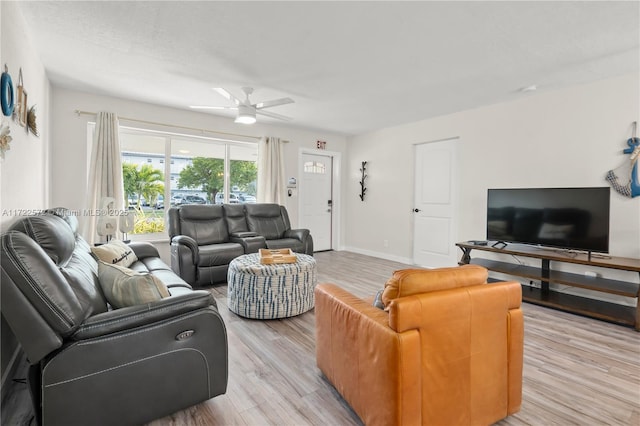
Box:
[168,203,313,286]
[0,209,228,425]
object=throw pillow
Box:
[91,240,138,268]
[98,261,170,308]
[372,289,385,310]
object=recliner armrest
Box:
[71,290,215,340]
[128,241,160,259]
[171,235,199,264]
[229,235,266,253]
[314,283,421,425]
[284,228,309,242]
[230,231,258,238]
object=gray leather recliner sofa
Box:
[0,209,228,425]
[168,203,314,287]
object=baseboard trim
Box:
[341,246,414,266]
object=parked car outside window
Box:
[182,195,207,205]
[128,195,147,208]
[214,193,240,204]
[238,193,256,203]
[155,195,164,209]
[127,195,137,208]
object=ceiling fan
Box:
[190,87,294,124]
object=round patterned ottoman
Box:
[227,253,317,319]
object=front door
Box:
[300,153,333,251]
[412,138,459,267]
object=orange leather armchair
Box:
[315,265,523,426]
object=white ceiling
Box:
[17,1,640,136]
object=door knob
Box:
[414,208,421,213]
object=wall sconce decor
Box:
[359,161,367,201]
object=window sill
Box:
[128,232,170,244]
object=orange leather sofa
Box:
[315,265,524,426]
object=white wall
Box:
[0,0,51,384]
[346,73,640,263]
[0,2,51,227]
[50,88,348,239]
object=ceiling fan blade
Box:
[254,97,294,109]
[213,87,241,106]
[256,109,292,121]
[189,105,237,110]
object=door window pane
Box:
[304,161,326,174]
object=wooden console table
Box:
[456,241,640,330]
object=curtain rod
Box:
[74,109,262,141]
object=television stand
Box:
[456,241,640,330]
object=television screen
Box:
[487,187,610,253]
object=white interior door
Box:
[300,153,333,251]
[413,139,459,267]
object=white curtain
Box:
[257,136,286,204]
[83,112,124,244]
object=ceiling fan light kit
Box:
[191,87,294,125]
[235,104,257,124]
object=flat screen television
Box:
[486,187,610,253]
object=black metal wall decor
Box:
[359,161,367,201]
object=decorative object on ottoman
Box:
[228,252,317,319]
[259,248,296,264]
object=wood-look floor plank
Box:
[2,250,639,426]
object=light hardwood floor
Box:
[2,251,639,425]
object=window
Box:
[170,138,225,206]
[118,127,258,236]
[120,132,166,235]
[304,161,326,174]
[229,145,258,204]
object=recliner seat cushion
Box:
[197,243,244,267]
[265,238,304,252]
